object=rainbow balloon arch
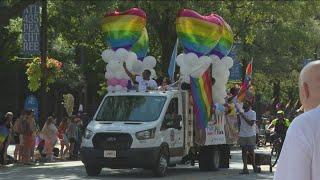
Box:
[100,8,235,116]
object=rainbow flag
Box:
[238,60,253,102]
[190,69,213,129]
[0,125,9,145]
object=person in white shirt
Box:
[274,60,320,180]
[238,101,258,174]
[123,62,157,91]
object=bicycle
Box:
[270,137,282,167]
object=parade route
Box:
[1,147,274,180]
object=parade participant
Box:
[67,116,77,160]
[238,101,259,174]
[123,62,157,91]
[0,112,12,166]
[58,117,70,159]
[158,77,172,91]
[41,116,58,162]
[72,115,82,160]
[275,60,320,180]
[267,110,290,144]
[20,110,36,165]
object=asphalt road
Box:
[0,146,274,180]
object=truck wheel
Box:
[199,148,209,171]
[207,148,220,171]
[85,164,102,176]
[153,147,169,177]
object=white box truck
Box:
[80,90,236,177]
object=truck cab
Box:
[81,90,224,177]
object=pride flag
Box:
[190,69,213,129]
[238,60,253,102]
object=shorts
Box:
[238,136,256,148]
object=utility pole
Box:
[39,0,47,127]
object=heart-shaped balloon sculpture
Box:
[209,15,234,58]
[131,27,149,60]
[102,8,146,50]
[176,9,223,56]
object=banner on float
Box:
[205,113,227,145]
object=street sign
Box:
[22,3,40,55]
[24,95,39,121]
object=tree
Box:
[0,0,37,27]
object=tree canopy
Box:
[2,0,320,111]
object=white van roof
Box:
[105,90,181,98]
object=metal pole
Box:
[39,0,47,127]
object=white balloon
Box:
[127,51,138,61]
[149,69,157,79]
[198,56,212,67]
[143,56,157,69]
[176,53,185,67]
[105,71,112,79]
[210,54,221,65]
[101,49,115,63]
[107,86,115,92]
[115,85,122,91]
[114,48,129,62]
[132,60,144,75]
[221,56,234,69]
[185,53,198,67]
[114,72,123,79]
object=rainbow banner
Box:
[176,9,223,56]
[190,69,213,129]
[0,125,9,145]
[238,60,253,102]
[102,8,146,50]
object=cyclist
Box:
[268,110,290,144]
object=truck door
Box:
[161,96,184,157]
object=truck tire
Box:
[85,163,102,176]
[199,147,220,171]
[199,147,209,171]
[153,147,169,177]
[207,148,220,171]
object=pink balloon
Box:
[108,78,117,86]
[115,78,121,85]
[119,78,128,87]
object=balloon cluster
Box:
[176,9,234,103]
[101,48,157,91]
[101,8,156,92]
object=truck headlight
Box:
[136,128,156,140]
[84,129,94,139]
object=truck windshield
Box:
[95,96,167,122]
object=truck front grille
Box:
[92,133,133,150]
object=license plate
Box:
[104,150,116,158]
